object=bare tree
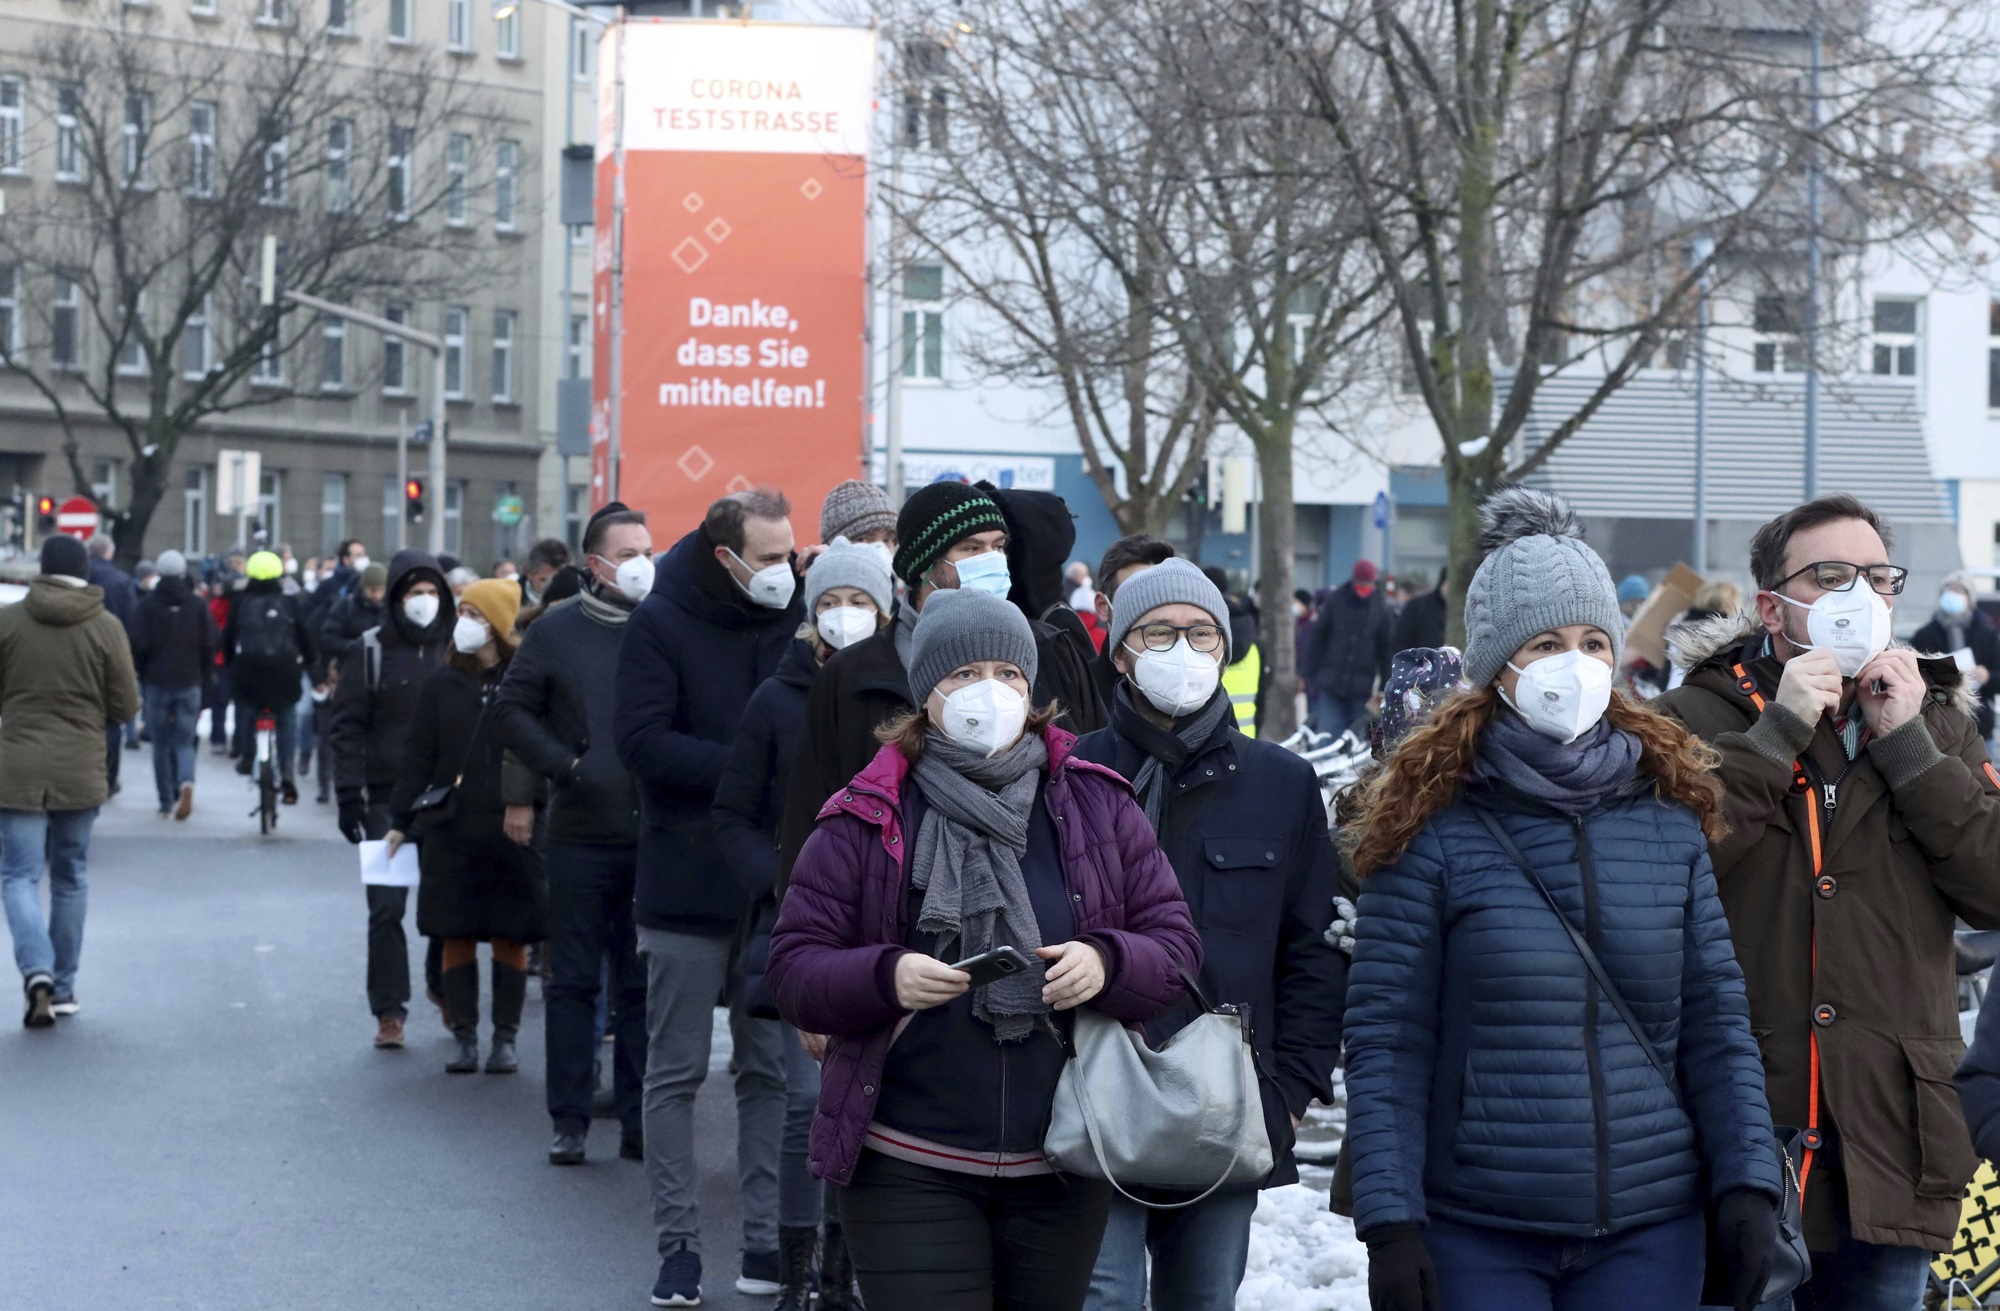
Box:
[1273,0,2000,634]
[0,2,514,567]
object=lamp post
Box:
[1691,237,1713,575]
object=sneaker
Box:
[234,755,252,777]
[736,1249,780,1297]
[23,974,54,1028]
[298,751,312,777]
[50,995,79,1017]
[281,779,299,806]
[175,782,194,821]
[549,1130,587,1166]
[621,1127,644,1160]
[374,1016,405,1049]
[652,1249,703,1307]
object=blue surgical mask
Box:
[1941,590,1969,617]
[953,549,1012,599]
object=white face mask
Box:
[936,678,1028,758]
[402,592,440,629]
[351,555,370,574]
[816,605,876,650]
[605,554,655,603]
[452,615,491,654]
[953,549,1013,599]
[301,570,318,590]
[728,549,796,609]
[1775,585,1892,678]
[283,558,298,575]
[1500,648,1614,744]
[1127,637,1222,718]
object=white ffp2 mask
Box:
[1501,649,1614,744]
[729,550,796,609]
[1776,586,1892,678]
[1127,638,1222,718]
[937,679,1028,757]
[610,554,655,603]
[402,593,440,629]
[816,606,876,651]
[452,615,490,654]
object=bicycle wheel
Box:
[256,718,279,835]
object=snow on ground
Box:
[1238,1178,1369,1311]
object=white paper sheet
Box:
[359,839,420,888]
[1952,646,1976,672]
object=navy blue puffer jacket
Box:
[1344,780,1781,1240]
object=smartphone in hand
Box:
[949,945,1034,989]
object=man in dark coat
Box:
[86,534,138,793]
[328,548,450,1050]
[1657,494,2000,1297]
[494,504,650,1166]
[1072,560,1344,1311]
[977,480,1107,736]
[1304,559,1393,736]
[1087,535,1179,713]
[129,548,218,818]
[614,488,801,1308]
[1390,567,1448,654]
[222,551,318,803]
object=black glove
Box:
[1364,1224,1440,1311]
[338,799,368,845]
[1712,1187,1778,1311]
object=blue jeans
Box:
[1425,1212,1706,1311]
[780,1022,823,1230]
[1312,693,1370,737]
[1085,1188,1259,1311]
[0,807,100,997]
[144,683,202,811]
[1749,1240,1931,1311]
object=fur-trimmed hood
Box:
[1666,610,1977,718]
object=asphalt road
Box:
[0,753,771,1311]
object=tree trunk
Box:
[1444,459,1489,649]
[115,456,169,573]
[1252,421,1298,740]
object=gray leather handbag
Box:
[1043,970,1274,1207]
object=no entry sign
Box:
[56,496,99,541]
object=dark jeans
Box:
[544,840,646,1136]
[362,799,442,1019]
[1312,692,1370,738]
[1749,1239,1931,1311]
[1426,1212,1705,1311]
[840,1150,1113,1311]
[207,666,231,746]
[233,698,297,783]
[104,722,122,790]
[143,683,202,811]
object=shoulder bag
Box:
[1473,806,1809,1308]
[1043,968,1274,1208]
[409,699,489,827]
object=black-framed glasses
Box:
[1775,561,1908,596]
[1128,622,1226,653]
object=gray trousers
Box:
[637,926,786,1260]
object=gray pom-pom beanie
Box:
[909,587,1039,704]
[1108,558,1231,662]
[804,539,895,617]
[1462,487,1623,689]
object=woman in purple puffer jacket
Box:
[770,588,1201,1311]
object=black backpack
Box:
[234,593,299,667]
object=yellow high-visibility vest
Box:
[1222,642,1261,737]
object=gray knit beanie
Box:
[1462,487,1623,690]
[156,549,187,578]
[909,588,1039,704]
[804,539,895,617]
[1108,558,1231,662]
[819,479,897,545]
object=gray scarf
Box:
[909,730,1051,1042]
[1113,683,1234,831]
[893,601,920,671]
[1471,709,1641,817]
[579,581,636,627]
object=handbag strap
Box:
[448,699,491,788]
[1472,807,1681,1102]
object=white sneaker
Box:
[50,995,79,1017]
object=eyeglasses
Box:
[1775,561,1909,596]
[1127,622,1225,653]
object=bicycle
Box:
[250,708,280,835]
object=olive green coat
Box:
[1657,616,2000,1251]
[0,577,140,812]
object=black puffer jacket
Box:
[129,574,217,691]
[329,550,450,806]
[1304,582,1392,700]
[493,591,642,846]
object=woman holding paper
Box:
[385,579,546,1075]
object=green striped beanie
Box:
[893,482,1007,589]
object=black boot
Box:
[487,958,526,1074]
[819,1224,855,1311]
[442,962,480,1074]
[774,1226,818,1311]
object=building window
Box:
[252,314,283,384]
[444,479,464,555]
[497,7,520,57]
[491,310,514,401]
[382,303,408,393]
[182,293,212,378]
[190,0,217,15]
[121,92,149,187]
[327,0,350,32]
[1751,293,1805,374]
[573,20,592,81]
[388,0,410,41]
[899,40,949,151]
[320,472,346,555]
[381,474,404,553]
[443,306,466,398]
[188,99,216,197]
[91,459,116,508]
[183,467,208,556]
[0,264,17,359]
[900,263,944,380]
[258,0,282,21]
[0,77,24,176]
[387,125,412,221]
[261,123,288,206]
[564,482,587,548]
[320,315,346,390]
[51,273,80,369]
[567,312,588,378]
[447,0,471,52]
[1871,299,1918,378]
[493,480,520,559]
[55,84,81,182]
[1987,301,2000,409]
[257,470,282,544]
[325,118,351,212]
[446,133,469,225]
[495,140,518,230]
[116,289,148,376]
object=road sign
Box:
[56,496,98,541]
[494,494,525,527]
[1371,490,1392,531]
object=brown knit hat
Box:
[819,479,896,544]
[461,577,521,638]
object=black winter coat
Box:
[222,578,318,712]
[130,574,217,691]
[1071,701,1347,1186]
[1391,585,1448,655]
[778,619,912,889]
[1305,583,1392,699]
[389,661,545,942]
[87,558,138,633]
[329,550,451,806]
[493,593,642,846]
[613,527,803,935]
[1913,612,2000,737]
[317,592,383,679]
[303,564,358,636]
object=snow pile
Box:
[1238,1182,1370,1311]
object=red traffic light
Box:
[404,479,424,500]
[35,496,53,516]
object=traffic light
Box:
[34,494,55,535]
[404,478,425,523]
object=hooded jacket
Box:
[1655,615,2000,1250]
[614,527,803,934]
[328,550,450,806]
[980,483,1108,735]
[130,573,218,692]
[0,577,140,811]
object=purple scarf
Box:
[1471,708,1642,816]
